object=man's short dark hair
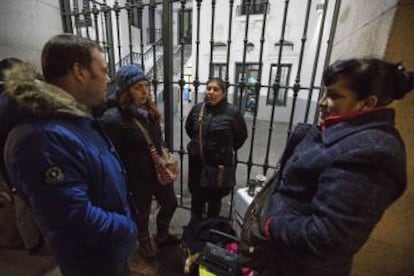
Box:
[41,33,102,82]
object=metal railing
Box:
[60,0,342,217]
[116,37,163,72]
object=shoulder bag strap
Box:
[131,117,154,146]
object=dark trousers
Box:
[188,156,231,219]
[130,180,178,235]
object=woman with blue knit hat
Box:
[101,64,179,259]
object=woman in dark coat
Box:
[185,78,247,220]
[249,58,413,276]
[101,64,178,259]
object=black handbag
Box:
[197,242,241,276]
[198,103,236,188]
[199,165,236,188]
[239,173,278,270]
[239,123,312,270]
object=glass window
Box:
[212,64,227,79]
[238,0,268,16]
[267,64,291,106]
[235,63,260,113]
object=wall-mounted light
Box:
[247,41,255,53]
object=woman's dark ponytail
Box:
[394,64,414,100]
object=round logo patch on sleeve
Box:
[44,166,64,185]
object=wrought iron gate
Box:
[60,0,342,215]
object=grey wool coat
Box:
[261,108,406,276]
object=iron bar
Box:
[162,0,174,149]
[237,160,278,171]
[149,0,157,44]
[314,0,342,124]
[114,1,122,68]
[178,0,186,207]
[92,4,100,44]
[208,0,216,78]
[246,0,269,184]
[126,1,133,64]
[151,38,159,104]
[139,1,145,71]
[82,0,91,38]
[263,0,290,176]
[100,6,108,61]
[224,0,234,90]
[193,0,202,104]
[288,0,312,134]
[59,0,73,33]
[72,0,81,35]
[238,0,252,111]
[304,0,329,122]
[103,3,115,78]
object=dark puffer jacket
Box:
[101,105,164,190]
[1,65,137,276]
[185,100,247,168]
[261,108,407,276]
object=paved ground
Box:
[0,101,289,275]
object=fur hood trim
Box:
[4,64,91,117]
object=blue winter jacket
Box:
[0,66,137,275]
[262,108,407,276]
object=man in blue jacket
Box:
[0,34,138,275]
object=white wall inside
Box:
[0,0,63,68]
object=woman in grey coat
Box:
[249,58,413,276]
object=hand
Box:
[0,191,13,207]
[239,218,272,270]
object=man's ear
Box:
[71,63,88,83]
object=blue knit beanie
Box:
[115,64,147,94]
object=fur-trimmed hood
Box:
[0,65,92,176]
[3,64,90,117]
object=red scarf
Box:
[321,107,387,130]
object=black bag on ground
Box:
[182,217,241,276]
[182,217,236,254]
[197,241,241,276]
